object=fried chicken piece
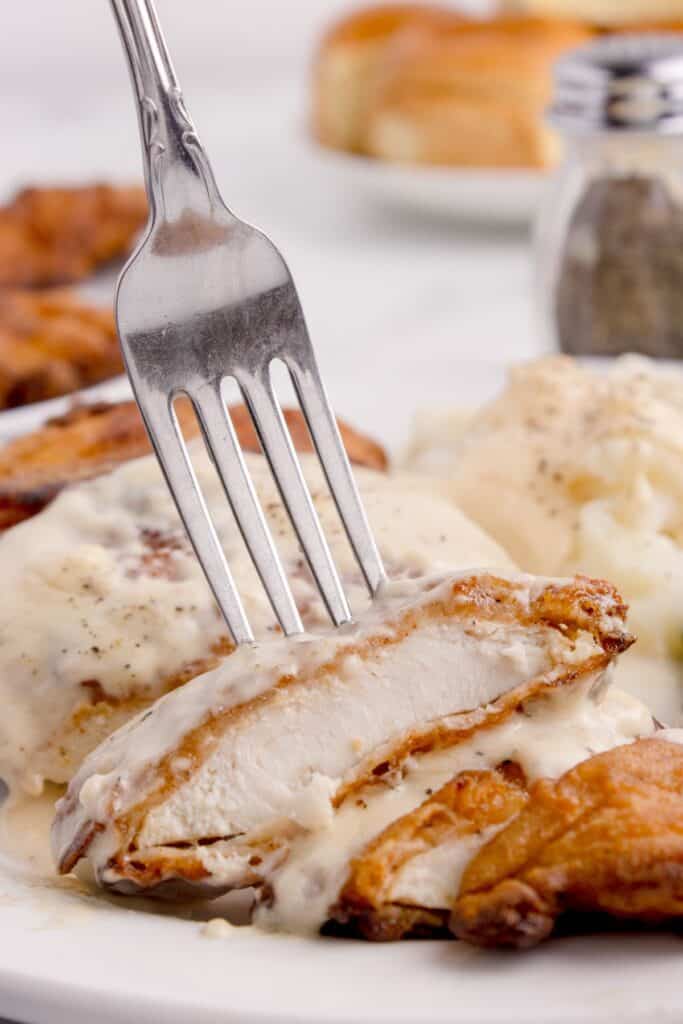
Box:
[452,738,683,949]
[333,764,528,940]
[0,289,123,410]
[0,399,388,531]
[227,403,388,474]
[53,571,632,898]
[0,184,147,287]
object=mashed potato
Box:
[403,356,683,724]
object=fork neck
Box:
[110,0,221,225]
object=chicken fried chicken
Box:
[333,764,528,940]
[452,737,683,948]
[0,184,147,287]
[0,289,123,410]
[52,571,639,921]
[0,399,388,530]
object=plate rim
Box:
[307,137,548,185]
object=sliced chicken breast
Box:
[53,570,644,935]
[332,685,654,940]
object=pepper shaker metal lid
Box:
[549,34,683,135]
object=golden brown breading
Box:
[0,184,147,287]
[56,571,631,885]
[0,289,123,410]
[333,765,528,940]
[452,738,683,949]
[0,399,388,531]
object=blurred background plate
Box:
[311,145,548,224]
[0,265,131,444]
[0,375,132,444]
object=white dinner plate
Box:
[2,357,683,1024]
[311,145,548,224]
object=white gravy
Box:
[256,683,655,934]
[0,449,513,793]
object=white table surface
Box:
[3,71,548,436]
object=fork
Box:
[110,0,385,644]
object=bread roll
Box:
[364,17,592,168]
[312,4,454,153]
[501,1,683,26]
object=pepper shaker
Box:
[536,35,683,359]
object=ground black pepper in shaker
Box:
[556,175,683,357]
[536,35,683,358]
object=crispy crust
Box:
[99,834,291,897]
[0,289,123,411]
[0,184,147,287]
[452,738,683,949]
[0,399,388,531]
[333,764,528,940]
[56,573,631,883]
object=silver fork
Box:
[110,0,385,644]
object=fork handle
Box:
[110,0,221,221]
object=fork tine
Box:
[239,372,352,627]
[192,385,304,637]
[287,358,387,596]
[140,392,254,645]
[113,0,384,642]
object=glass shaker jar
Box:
[536,35,683,359]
